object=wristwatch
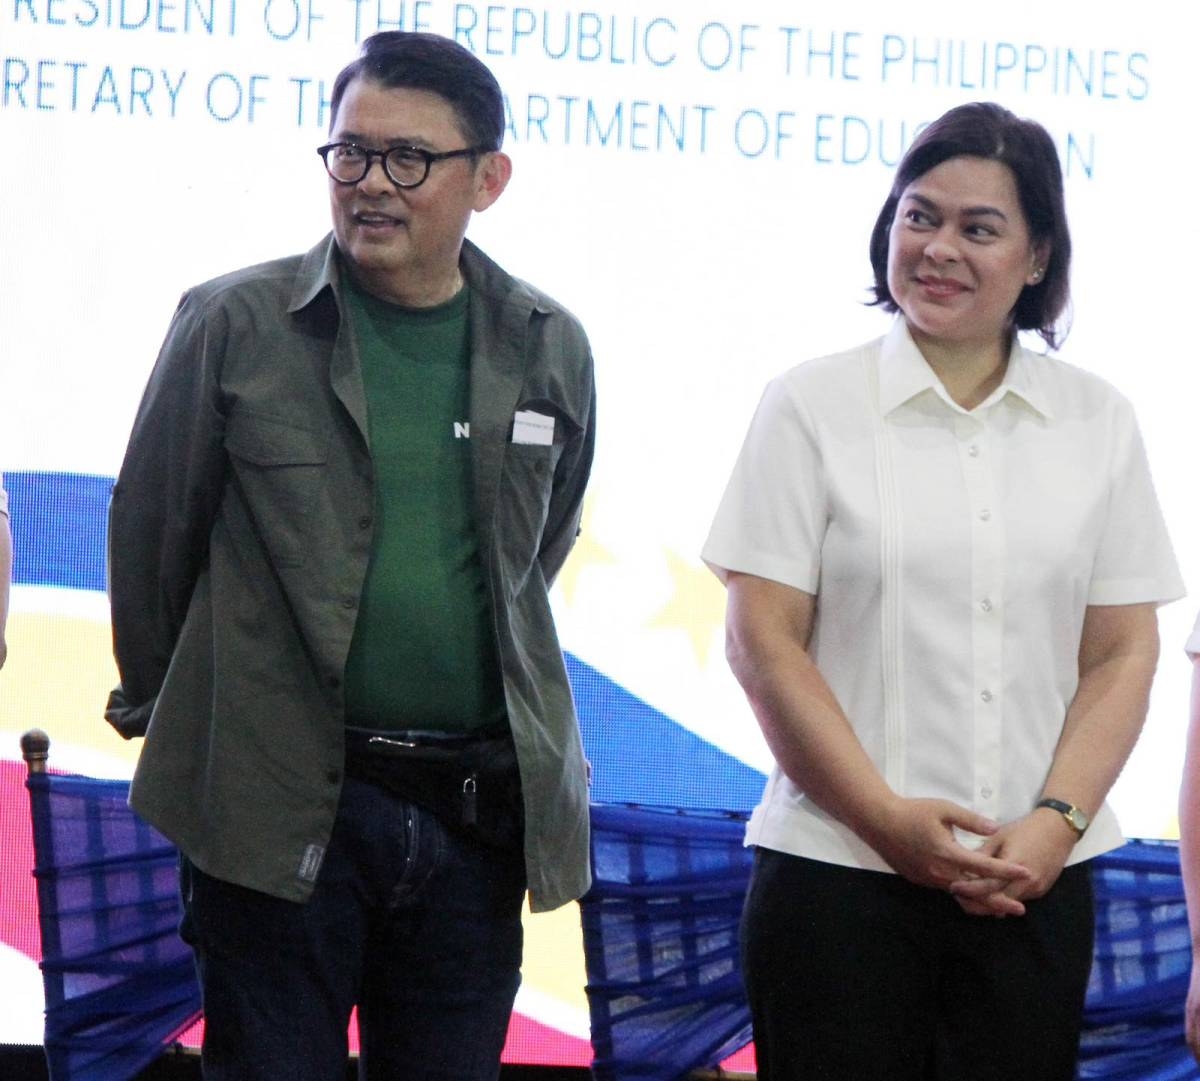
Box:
[1036,798,1089,838]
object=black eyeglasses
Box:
[317,142,487,189]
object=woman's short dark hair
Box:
[329,31,505,152]
[868,101,1071,349]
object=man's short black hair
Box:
[329,31,505,151]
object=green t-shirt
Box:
[342,279,506,733]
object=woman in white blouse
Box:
[704,102,1182,1081]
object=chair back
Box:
[21,729,202,1081]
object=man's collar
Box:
[284,234,554,318]
[288,233,341,314]
[878,318,1054,419]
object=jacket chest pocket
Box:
[497,440,563,550]
[226,412,330,568]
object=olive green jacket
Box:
[106,234,595,911]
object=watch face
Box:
[1066,807,1089,833]
[1038,798,1089,835]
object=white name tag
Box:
[512,410,555,446]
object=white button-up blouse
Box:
[704,319,1184,871]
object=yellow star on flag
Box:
[649,550,727,666]
[553,501,617,607]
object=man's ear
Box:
[474,151,513,213]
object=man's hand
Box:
[863,797,1031,914]
[948,808,1077,917]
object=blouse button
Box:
[980,689,993,703]
[980,598,993,613]
[979,509,992,521]
[968,444,980,457]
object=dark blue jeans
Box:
[180,774,526,1081]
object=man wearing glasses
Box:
[106,31,596,1081]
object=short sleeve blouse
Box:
[703,320,1184,870]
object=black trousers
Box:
[740,848,1094,1081]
